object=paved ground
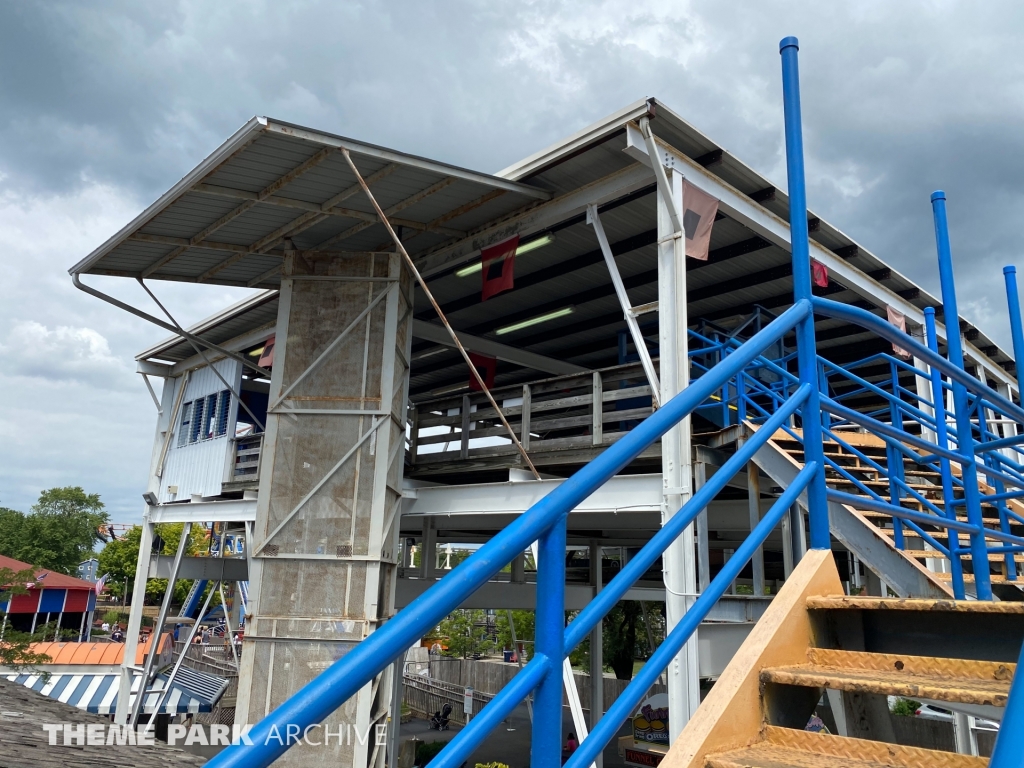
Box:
[400,704,634,768]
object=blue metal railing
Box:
[203,36,1024,768]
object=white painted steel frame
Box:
[655,164,701,740]
[587,204,661,404]
[621,121,1017,392]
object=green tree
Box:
[98,523,207,604]
[436,610,494,658]
[0,487,109,574]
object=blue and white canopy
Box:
[4,666,228,715]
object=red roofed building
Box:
[0,554,98,641]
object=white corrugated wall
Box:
[159,358,241,502]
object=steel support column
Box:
[656,165,700,739]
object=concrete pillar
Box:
[747,462,764,596]
[657,167,700,739]
[235,251,412,768]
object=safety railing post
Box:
[925,307,967,599]
[930,192,993,600]
[532,516,567,768]
[887,359,907,550]
[989,639,1024,766]
[779,37,831,549]
[1003,266,1024,393]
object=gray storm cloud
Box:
[1,0,1022,518]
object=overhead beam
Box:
[411,162,656,278]
[412,319,586,376]
[622,122,1016,391]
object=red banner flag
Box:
[682,181,719,261]
[811,259,829,288]
[257,334,276,368]
[481,236,519,301]
[887,306,911,358]
[468,353,497,391]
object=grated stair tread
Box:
[806,595,1024,613]
[705,727,986,768]
[760,649,1013,707]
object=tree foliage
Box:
[98,523,207,603]
[436,609,495,658]
[0,487,109,574]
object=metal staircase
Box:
[673,551,1024,768]
[202,36,1024,768]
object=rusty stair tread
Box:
[705,726,986,768]
[933,571,1019,584]
[760,649,1014,707]
[806,595,1024,613]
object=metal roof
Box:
[137,289,277,363]
[71,117,551,289]
[128,99,1015,392]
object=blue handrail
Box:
[205,301,813,768]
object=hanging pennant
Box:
[481,235,519,301]
[682,181,719,261]
[257,334,276,368]
[811,259,829,288]
[887,306,912,358]
[468,352,497,391]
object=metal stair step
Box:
[805,595,1024,614]
[760,648,1014,708]
[705,726,986,768]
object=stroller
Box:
[430,703,452,731]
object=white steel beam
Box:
[587,204,661,403]
[147,498,257,523]
[655,166,701,739]
[413,163,655,278]
[623,122,1016,391]
[412,319,587,376]
[401,473,663,518]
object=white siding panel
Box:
[160,359,241,502]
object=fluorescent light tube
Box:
[495,306,574,336]
[455,234,555,277]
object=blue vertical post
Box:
[930,192,993,600]
[1003,266,1024,391]
[925,308,966,599]
[531,517,566,768]
[887,359,906,551]
[989,639,1024,767]
[780,37,831,549]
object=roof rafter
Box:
[141,146,337,278]
[195,162,403,282]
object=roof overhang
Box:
[71,116,551,289]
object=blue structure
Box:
[202,37,1024,768]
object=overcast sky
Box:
[2,0,1024,522]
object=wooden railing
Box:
[231,433,263,483]
[408,362,657,472]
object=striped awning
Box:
[4,667,229,714]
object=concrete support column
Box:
[747,462,765,596]
[657,167,700,740]
[235,251,412,768]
